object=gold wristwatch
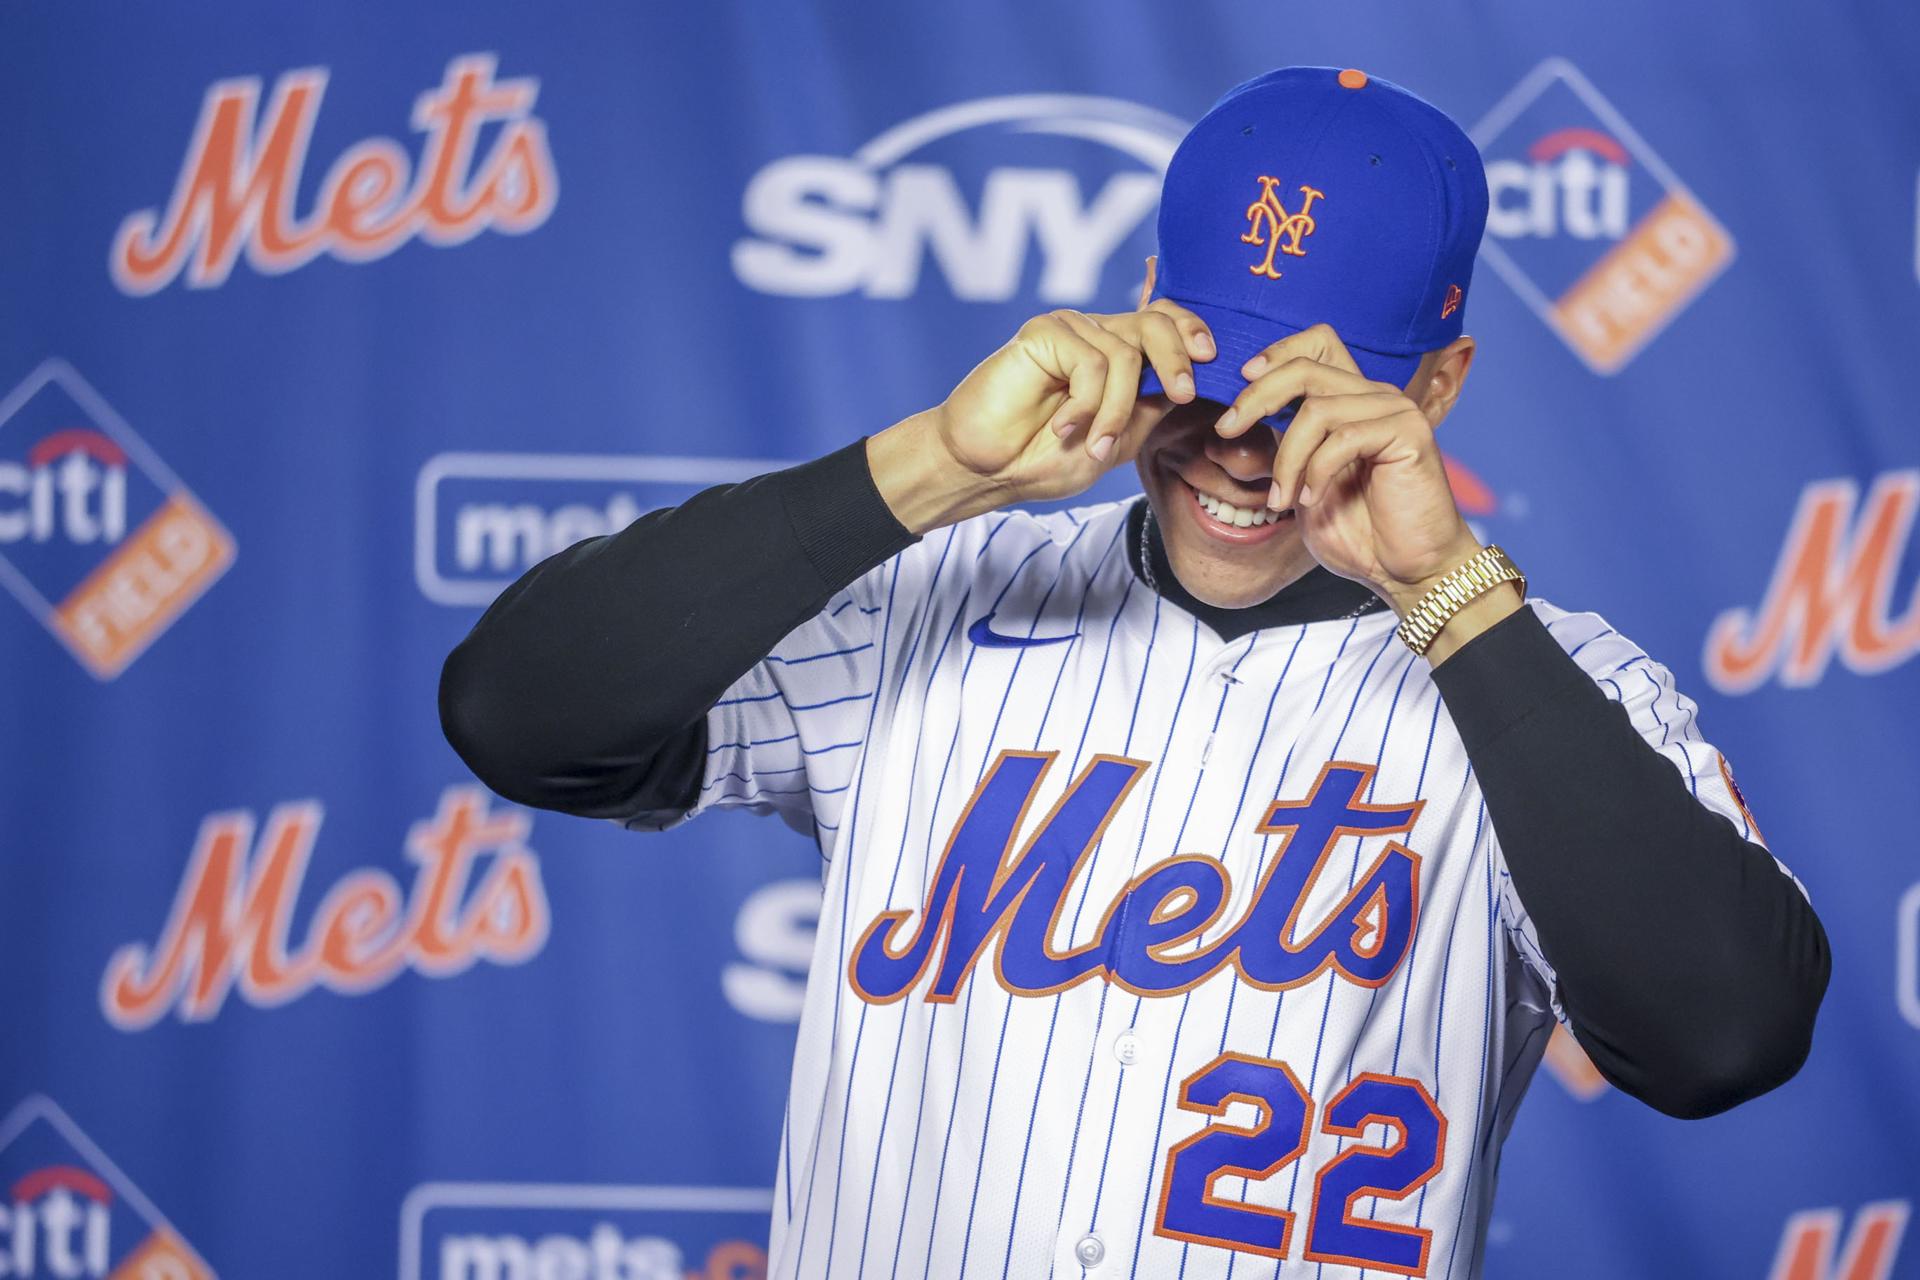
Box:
[1393,545,1526,656]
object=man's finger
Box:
[1057,310,1143,459]
[1146,298,1216,362]
[1293,416,1417,507]
[1135,310,1194,403]
[1266,393,1407,509]
[1216,360,1388,439]
[1240,321,1367,381]
[1030,316,1110,441]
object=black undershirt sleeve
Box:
[440,443,1828,1116]
[438,438,917,824]
[1430,609,1830,1118]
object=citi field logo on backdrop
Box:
[1704,470,1920,692]
[732,94,1185,304]
[1471,58,1735,374]
[0,1095,216,1278]
[0,360,234,679]
[110,53,557,295]
[100,785,549,1029]
[399,1183,771,1280]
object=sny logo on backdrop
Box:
[1704,470,1920,692]
[111,53,557,295]
[732,95,1186,303]
[1471,58,1734,374]
[0,1095,216,1278]
[0,360,234,679]
[100,786,549,1029]
[416,452,785,606]
[400,1183,772,1280]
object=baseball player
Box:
[442,67,1828,1278]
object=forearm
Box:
[1431,608,1830,1118]
[438,437,917,818]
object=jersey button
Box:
[1112,1031,1141,1065]
[1075,1234,1106,1267]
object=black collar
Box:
[1124,498,1386,642]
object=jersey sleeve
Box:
[1488,603,1800,1022]
[620,562,891,841]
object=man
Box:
[441,67,1827,1278]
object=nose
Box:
[1201,417,1280,488]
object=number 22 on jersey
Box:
[1155,1053,1447,1275]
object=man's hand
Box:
[1212,323,1514,646]
[869,272,1214,535]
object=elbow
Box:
[438,639,555,810]
[1636,946,1831,1120]
[1637,1022,1817,1120]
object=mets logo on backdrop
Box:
[732,94,1185,304]
[110,53,557,295]
[1704,469,1920,692]
[1470,58,1735,374]
[1241,176,1323,279]
[0,1095,216,1277]
[399,1183,770,1280]
[0,360,234,679]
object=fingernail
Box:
[1175,372,1194,399]
[1243,355,1269,377]
[1215,407,1239,435]
[1090,435,1114,461]
[1052,418,1074,438]
[1298,483,1315,506]
[1268,481,1284,511]
[1195,333,1215,357]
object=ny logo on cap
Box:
[1241,175,1324,279]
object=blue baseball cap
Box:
[1138,67,1489,426]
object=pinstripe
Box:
[788,520,959,1280]
[743,540,1769,1278]
[1281,628,1402,1219]
[1439,801,1495,1280]
[920,519,1102,1276]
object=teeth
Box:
[1194,485,1285,527]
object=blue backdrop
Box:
[2,3,1915,1277]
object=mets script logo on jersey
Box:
[1470,58,1734,374]
[732,94,1186,304]
[851,754,1418,1003]
[111,53,557,295]
[0,360,234,679]
[1704,469,1920,693]
[100,786,549,1030]
[399,1183,772,1280]
[1242,176,1323,279]
[0,1095,216,1278]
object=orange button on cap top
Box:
[1338,68,1368,89]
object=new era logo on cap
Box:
[1141,67,1489,422]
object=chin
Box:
[1148,474,1316,609]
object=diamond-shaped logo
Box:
[0,361,234,678]
[1472,58,1736,374]
[0,1094,216,1277]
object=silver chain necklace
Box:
[1136,501,1382,621]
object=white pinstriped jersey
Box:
[637,495,1776,1279]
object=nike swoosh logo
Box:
[968,612,1081,649]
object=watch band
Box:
[1394,544,1526,656]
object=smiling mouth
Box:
[1180,477,1293,542]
